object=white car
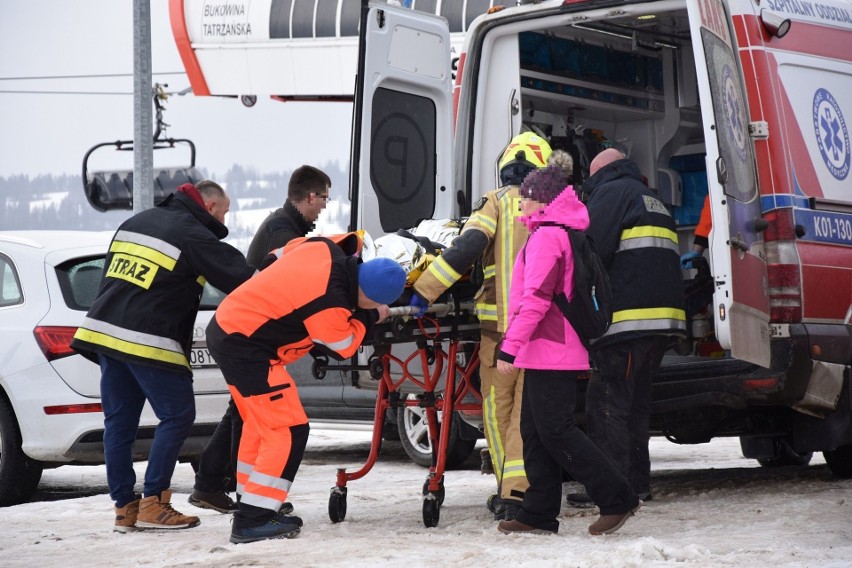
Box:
[0,231,230,506]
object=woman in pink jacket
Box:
[496,166,640,536]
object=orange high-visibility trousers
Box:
[229,363,310,513]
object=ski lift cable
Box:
[0,72,187,81]
[0,86,193,96]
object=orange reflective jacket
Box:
[208,237,376,395]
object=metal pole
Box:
[132,0,154,212]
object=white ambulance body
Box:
[350,0,852,475]
[170,0,852,475]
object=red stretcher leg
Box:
[328,363,391,523]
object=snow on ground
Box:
[1,430,850,568]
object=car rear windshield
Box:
[57,256,106,311]
[56,256,226,311]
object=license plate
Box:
[190,347,217,369]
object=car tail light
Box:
[44,403,103,415]
[33,326,79,361]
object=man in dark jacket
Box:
[569,149,687,507]
[188,165,332,514]
[72,181,255,532]
[245,165,331,269]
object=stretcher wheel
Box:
[328,486,347,523]
[368,356,384,380]
[422,477,445,507]
[422,495,441,527]
[312,355,329,380]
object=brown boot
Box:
[114,498,141,533]
[136,490,201,530]
[588,503,641,535]
[497,519,556,535]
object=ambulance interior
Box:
[469,6,717,352]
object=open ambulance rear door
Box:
[687,0,771,367]
[349,1,454,239]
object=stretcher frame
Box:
[319,299,483,527]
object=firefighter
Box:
[207,236,406,544]
[409,131,553,521]
[568,148,687,508]
[71,181,256,532]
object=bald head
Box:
[589,148,626,176]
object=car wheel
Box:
[756,438,813,468]
[0,395,43,506]
[824,443,852,478]
[396,396,476,469]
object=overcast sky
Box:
[0,0,353,180]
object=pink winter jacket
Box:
[499,186,591,371]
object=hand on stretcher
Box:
[387,301,475,318]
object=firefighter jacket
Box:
[207,237,379,397]
[71,191,255,376]
[245,200,314,269]
[582,159,687,347]
[413,185,528,333]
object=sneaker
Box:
[188,489,238,513]
[136,490,201,530]
[114,497,141,533]
[274,510,303,527]
[230,517,301,544]
[480,448,494,475]
[588,503,641,535]
[637,492,653,503]
[279,501,295,515]
[497,519,556,535]
[493,498,522,521]
[566,491,596,509]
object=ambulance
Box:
[171,0,852,475]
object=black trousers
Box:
[194,398,242,493]
[586,335,670,496]
[516,369,638,533]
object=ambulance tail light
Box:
[763,208,802,322]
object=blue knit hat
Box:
[359,257,406,305]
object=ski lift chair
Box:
[82,138,200,211]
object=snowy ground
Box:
[1,428,850,568]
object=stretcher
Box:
[313,297,482,527]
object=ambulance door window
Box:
[700,28,757,204]
[369,87,437,232]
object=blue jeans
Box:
[99,355,195,507]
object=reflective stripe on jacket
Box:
[71,191,255,375]
[413,186,528,333]
[208,237,377,396]
[582,159,687,346]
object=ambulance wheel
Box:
[422,476,445,507]
[328,487,347,523]
[422,496,441,527]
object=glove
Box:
[680,250,702,269]
[408,292,429,318]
